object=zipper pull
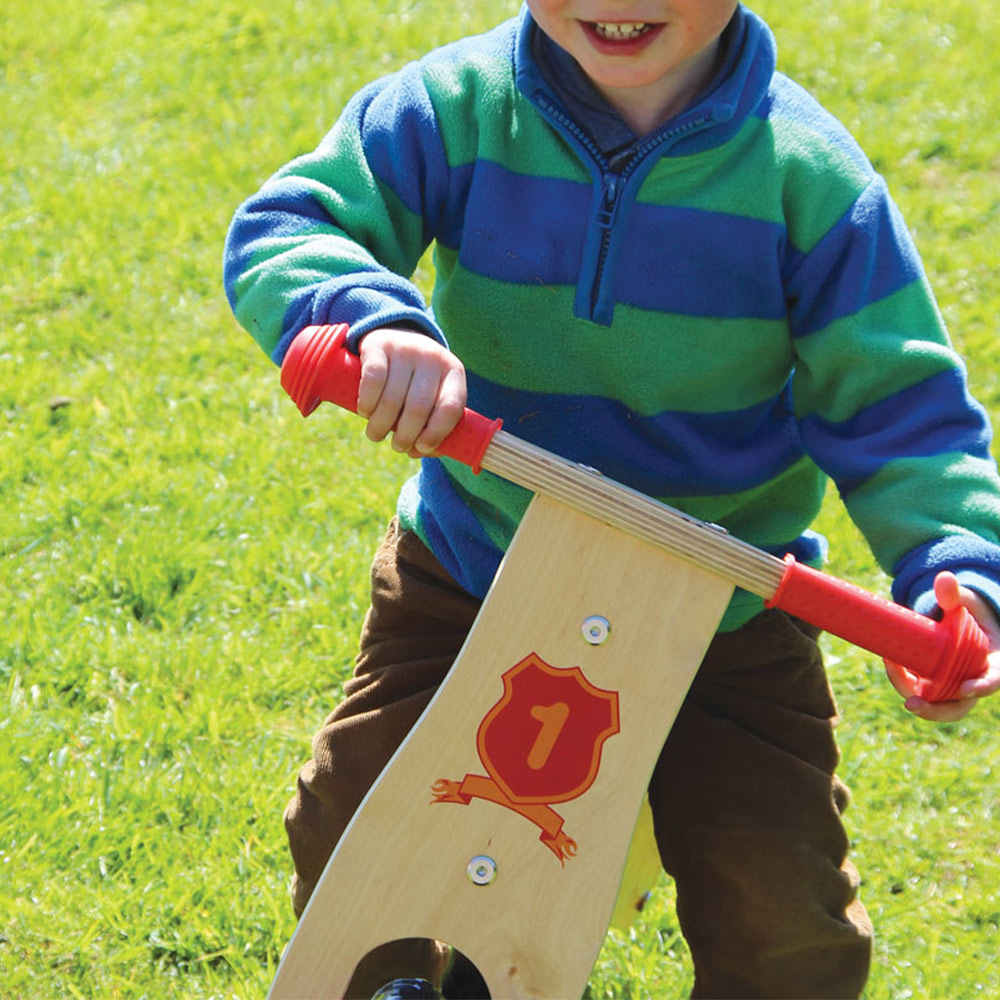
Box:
[596,172,622,229]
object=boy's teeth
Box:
[594,21,649,39]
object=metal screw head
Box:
[467,855,497,886]
[581,615,611,645]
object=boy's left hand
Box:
[885,571,1000,721]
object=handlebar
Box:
[280,323,990,702]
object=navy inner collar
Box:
[530,8,744,159]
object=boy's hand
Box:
[356,327,467,458]
[885,571,1000,722]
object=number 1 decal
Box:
[432,654,620,863]
[527,702,570,770]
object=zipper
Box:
[592,172,623,312]
[588,115,711,317]
[532,94,611,171]
[532,92,715,321]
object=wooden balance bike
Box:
[267,323,988,999]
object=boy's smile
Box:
[527,1,739,134]
[582,21,665,57]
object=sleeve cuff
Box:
[911,569,1000,624]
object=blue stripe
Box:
[466,372,804,497]
[358,74,454,244]
[618,202,786,318]
[787,178,924,337]
[430,162,475,251]
[457,164,589,284]
[363,19,519,243]
[456,161,787,318]
[275,274,438,363]
[798,368,993,493]
[222,183,337,308]
[405,463,506,598]
[224,181,439,362]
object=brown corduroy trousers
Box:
[284,520,873,999]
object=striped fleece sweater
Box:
[224,4,1000,632]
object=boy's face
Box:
[528,0,739,131]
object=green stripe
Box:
[423,60,592,182]
[717,591,768,633]
[767,113,872,253]
[845,453,1000,571]
[280,135,429,277]
[660,456,827,549]
[373,177,430,275]
[637,117,785,223]
[792,280,955,422]
[444,460,531,550]
[432,253,792,414]
[425,63,869,249]
[634,113,869,245]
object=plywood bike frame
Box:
[269,494,734,998]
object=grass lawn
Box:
[2,0,999,996]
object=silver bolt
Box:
[581,615,611,645]
[467,855,497,886]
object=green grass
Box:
[2,0,999,996]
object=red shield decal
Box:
[432,652,621,862]
[476,653,620,805]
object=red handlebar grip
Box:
[279,323,502,473]
[280,323,358,417]
[766,556,989,701]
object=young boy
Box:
[224,2,1000,996]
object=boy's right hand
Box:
[357,327,467,458]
